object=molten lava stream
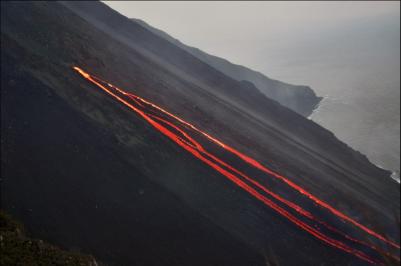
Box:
[97,76,399,251]
[142,105,399,262]
[73,66,391,264]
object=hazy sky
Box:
[103,1,399,74]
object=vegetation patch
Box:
[0,211,97,266]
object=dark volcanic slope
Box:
[1,1,400,266]
[1,40,263,266]
[132,18,322,117]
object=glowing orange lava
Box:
[84,67,400,250]
[73,66,400,264]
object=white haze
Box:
[104,1,400,180]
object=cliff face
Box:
[1,1,399,266]
[132,18,322,117]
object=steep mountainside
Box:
[1,1,399,265]
[132,18,322,117]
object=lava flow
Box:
[73,66,399,264]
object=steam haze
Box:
[104,1,400,178]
